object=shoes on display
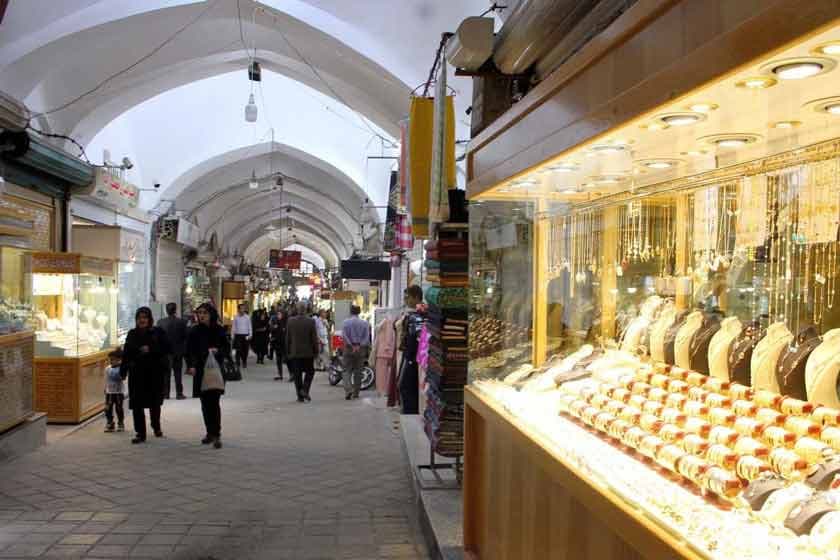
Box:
[131,436,145,444]
[104,423,115,433]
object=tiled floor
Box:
[0,360,429,559]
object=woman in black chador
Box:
[186,303,231,449]
[121,307,171,444]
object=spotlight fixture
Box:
[688,102,718,113]
[764,57,835,80]
[265,224,276,231]
[805,96,840,115]
[641,122,669,131]
[275,176,284,187]
[249,170,259,189]
[814,42,840,56]
[699,133,761,149]
[245,93,258,123]
[636,158,682,170]
[561,188,579,195]
[771,120,801,129]
[735,76,777,89]
[656,112,706,127]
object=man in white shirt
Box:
[313,310,329,371]
[231,304,252,369]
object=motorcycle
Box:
[327,346,375,391]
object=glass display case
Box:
[465,17,840,560]
[117,261,145,343]
[30,253,116,423]
[0,246,33,335]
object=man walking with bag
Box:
[285,303,319,403]
[341,305,370,400]
[157,303,188,399]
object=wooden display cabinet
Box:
[30,252,117,423]
[0,331,35,433]
[464,388,701,560]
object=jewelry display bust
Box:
[775,326,821,400]
[688,311,724,375]
[674,311,703,369]
[728,319,766,386]
[708,317,742,380]
[751,322,793,392]
[806,328,840,408]
[649,305,677,362]
[663,310,691,365]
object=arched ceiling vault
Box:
[245,230,339,269]
[229,214,348,263]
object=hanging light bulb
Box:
[245,93,258,123]
[249,170,259,189]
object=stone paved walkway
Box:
[0,360,428,560]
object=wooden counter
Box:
[34,349,111,424]
[463,387,704,560]
[0,331,35,433]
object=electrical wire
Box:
[478,3,508,18]
[25,125,92,164]
[29,0,221,122]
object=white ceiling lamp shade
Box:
[635,158,683,171]
[542,164,582,192]
[245,93,258,123]
[249,170,259,189]
[0,91,29,132]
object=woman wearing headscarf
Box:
[186,303,230,449]
[121,307,171,444]
[252,308,270,364]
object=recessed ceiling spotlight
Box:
[688,102,718,113]
[658,112,706,127]
[761,57,835,80]
[591,143,629,153]
[814,42,840,56]
[591,174,625,185]
[561,188,579,195]
[771,120,802,129]
[736,76,777,89]
[548,162,579,172]
[641,122,669,131]
[637,159,682,170]
[699,133,762,149]
[805,96,840,115]
[680,150,708,156]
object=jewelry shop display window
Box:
[466,21,840,560]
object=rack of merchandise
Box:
[423,224,469,477]
[465,4,840,559]
[30,253,117,423]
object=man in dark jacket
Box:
[156,303,189,399]
[285,303,319,403]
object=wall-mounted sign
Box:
[269,249,301,270]
[77,168,140,210]
[176,219,200,249]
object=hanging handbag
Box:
[201,353,226,392]
[222,353,242,382]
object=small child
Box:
[104,348,125,433]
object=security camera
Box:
[275,176,283,187]
[121,157,134,170]
[153,183,161,189]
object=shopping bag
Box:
[201,354,226,392]
[222,354,242,382]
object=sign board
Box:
[176,219,201,249]
[340,260,391,280]
[269,249,301,270]
[486,222,517,250]
[78,168,140,211]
